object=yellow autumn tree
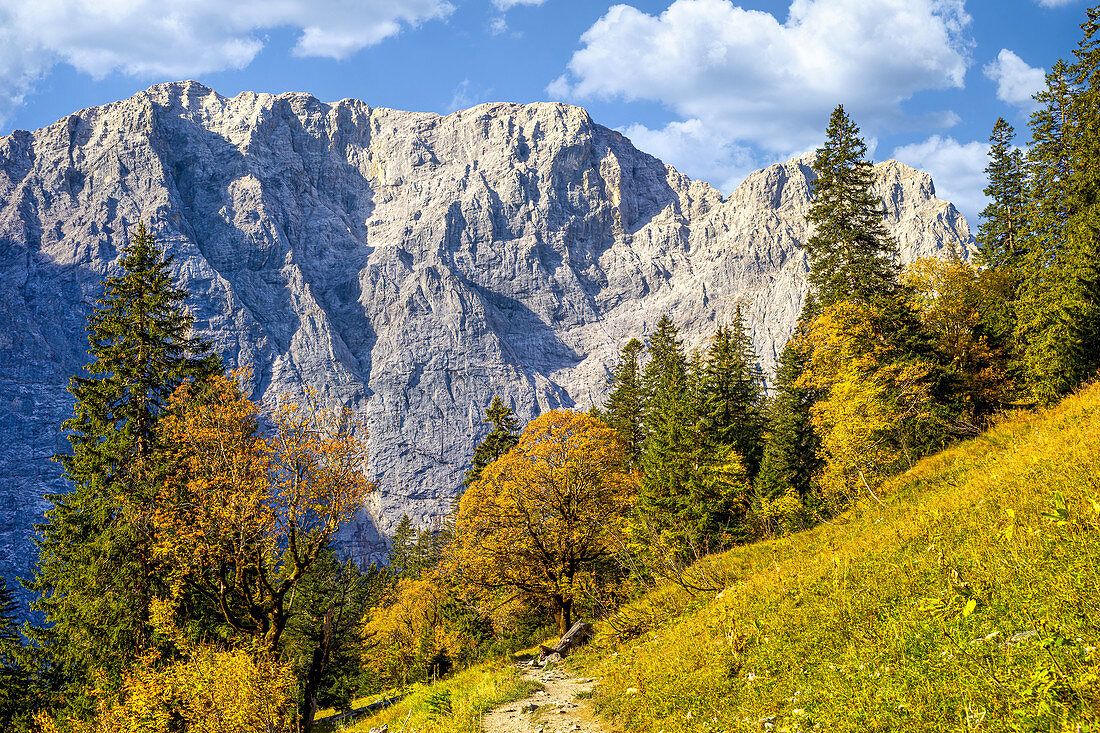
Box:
[803,301,940,506]
[154,372,370,653]
[903,257,1019,424]
[359,576,467,687]
[450,410,637,634]
[36,642,297,733]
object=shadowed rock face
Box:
[0,81,973,590]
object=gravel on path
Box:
[481,663,610,733]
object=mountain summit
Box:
[0,81,972,577]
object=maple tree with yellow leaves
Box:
[450,410,637,634]
[153,371,370,654]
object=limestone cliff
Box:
[0,82,973,586]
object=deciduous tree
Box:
[451,411,636,634]
[155,373,369,655]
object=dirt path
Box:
[482,663,610,733]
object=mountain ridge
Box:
[0,81,973,590]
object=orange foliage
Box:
[450,410,637,634]
[155,372,370,652]
[361,577,456,686]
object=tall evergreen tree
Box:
[697,307,765,477]
[756,327,823,504]
[977,118,1028,283]
[28,222,220,702]
[636,316,708,551]
[463,396,520,488]
[387,515,417,577]
[602,338,646,466]
[805,105,899,307]
[639,315,691,511]
[0,579,31,729]
[1017,42,1100,402]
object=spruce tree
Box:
[603,338,646,466]
[1017,42,1100,402]
[0,579,31,729]
[28,222,220,699]
[977,118,1028,284]
[387,515,417,577]
[463,396,520,488]
[637,316,699,550]
[697,308,765,477]
[757,329,823,503]
[805,105,899,307]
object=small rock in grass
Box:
[1008,629,1038,644]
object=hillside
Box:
[574,382,1100,730]
[0,81,973,590]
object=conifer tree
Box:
[697,308,765,477]
[757,329,822,503]
[1017,41,1100,402]
[387,515,417,577]
[636,315,724,553]
[29,222,220,698]
[603,338,646,466]
[0,579,31,729]
[638,315,692,523]
[977,118,1028,284]
[463,396,520,488]
[805,105,899,307]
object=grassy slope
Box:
[332,658,540,733]
[580,383,1100,732]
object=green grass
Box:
[328,659,541,733]
[577,382,1100,732]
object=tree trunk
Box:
[300,608,334,733]
[553,597,572,636]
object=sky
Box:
[0,0,1089,224]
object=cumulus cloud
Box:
[620,119,760,192]
[0,0,453,125]
[550,0,972,157]
[892,135,989,225]
[983,49,1046,109]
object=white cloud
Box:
[447,79,494,113]
[983,49,1046,109]
[892,135,989,225]
[551,0,972,156]
[620,119,760,192]
[489,16,509,35]
[492,0,549,9]
[0,0,453,125]
[1036,0,1077,7]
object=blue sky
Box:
[0,0,1088,223]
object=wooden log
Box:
[537,620,593,662]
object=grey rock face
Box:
[0,82,973,595]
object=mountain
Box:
[0,81,973,589]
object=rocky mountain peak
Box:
[0,82,973,588]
